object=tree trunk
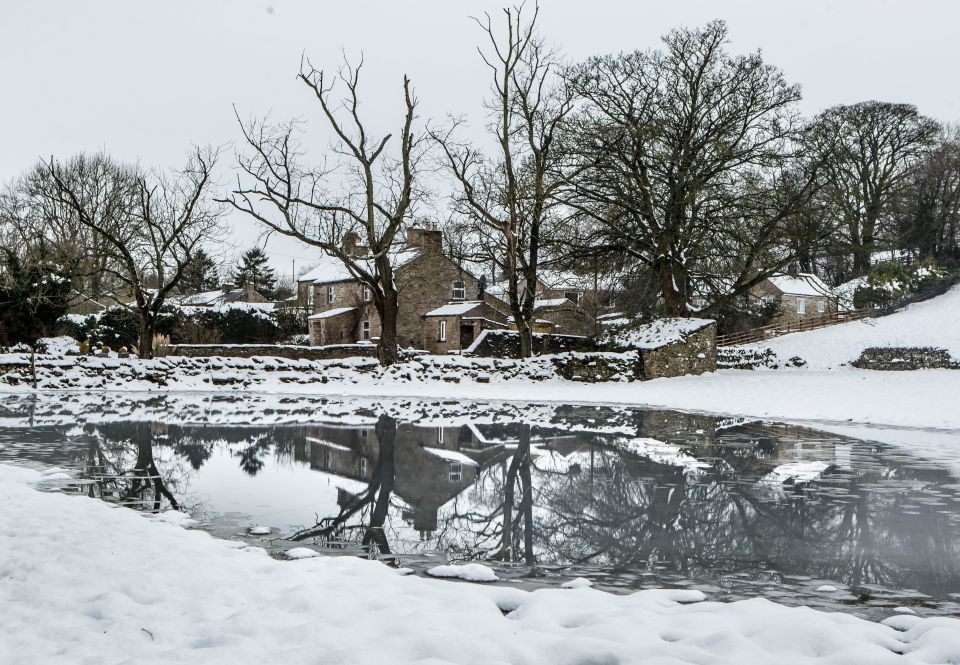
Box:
[658,260,688,317]
[517,425,534,565]
[363,415,396,555]
[377,290,400,366]
[138,311,155,360]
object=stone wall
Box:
[640,322,716,379]
[167,343,378,361]
[467,330,590,358]
[851,346,960,371]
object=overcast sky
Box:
[2,0,958,279]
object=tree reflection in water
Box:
[8,407,960,599]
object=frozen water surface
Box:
[2,392,959,622]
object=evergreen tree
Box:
[0,249,72,346]
[180,248,220,293]
[231,247,276,296]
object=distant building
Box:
[178,283,272,308]
[750,272,837,325]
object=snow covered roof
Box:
[307,307,355,321]
[422,447,478,466]
[424,301,483,317]
[297,247,422,286]
[534,298,571,309]
[601,317,715,350]
[767,273,833,298]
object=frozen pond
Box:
[2,392,960,620]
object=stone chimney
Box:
[406,222,442,254]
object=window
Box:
[437,427,444,444]
[324,451,332,470]
[448,462,462,484]
[362,285,371,302]
[306,287,315,307]
[817,300,826,314]
[564,291,581,304]
[796,298,806,314]
[361,320,371,340]
[360,428,368,439]
[326,285,335,304]
[438,320,447,342]
[452,280,466,301]
[359,457,369,479]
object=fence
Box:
[716,309,870,347]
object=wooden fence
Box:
[716,309,870,347]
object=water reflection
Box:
[2,399,960,614]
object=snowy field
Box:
[746,283,960,370]
[3,463,960,665]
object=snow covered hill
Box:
[742,284,960,370]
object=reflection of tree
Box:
[291,415,396,556]
[80,422,182,513]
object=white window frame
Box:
[326,285,334,304]
[359,457,368,478]
[362,285,371,302]
[361,320,371,340]
[437,427,444,444]
[796,297,806,314]
[306,287,315,307]
[448,462,462,484]
[438,319,447,342]
[817,299,826,314]
[452,280,465,301]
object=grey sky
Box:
[3,0,958,279]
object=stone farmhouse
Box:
[750,272,837,325]
[294,225,613,354]
[297,226,513,353]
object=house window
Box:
[796,298,806,314]
[327,286,335,304]
[564,291,581,304]
[452,280,465,301]
[359,457,368,479]
[817,300,826,314]
[437,427,444,444]
[362,285,371,302]
[361,320,371,340]
[448,462,462,484]
[306,287,315,308]
[360,428,368,439]
[324,451,332,469]
[438,320,447,342]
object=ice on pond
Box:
[427,563,499,583]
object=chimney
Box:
[787,262,800,277]
[406,222,442,254]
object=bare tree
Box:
[39,149,223,357]
[563,21,813,317]
[223,57,424,366]
[899,126,960,264]
[432,4,576,358]
[807,101,940,277]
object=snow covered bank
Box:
[743,283,960,370]
[3,463,959,664]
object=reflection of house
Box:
[750,273,837,325]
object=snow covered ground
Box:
[745,283,960,370]
[3,463,960,665]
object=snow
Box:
[761,461,831,486]
[426,563,500,582]
[767,273,833,297]
[743,283,960,369]
[3,463,960,664]
[816,585,840,593]
[285,547,320,559]
[561,577,594,589]
[248,526,271,535]
[422,447,479,466]
[533,298,570,309]
[307,306,355,321]
[424,301,483,317]
[601,317,715,350]
[297,247,422,285]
